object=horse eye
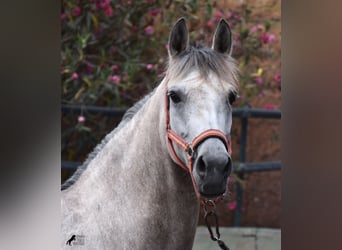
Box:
[169,91,181,103]
[228,91,237,104]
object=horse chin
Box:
[196,182,227,199]
[193,172,228,199]
[199,190,226,199]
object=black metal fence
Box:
[61,104,281,226]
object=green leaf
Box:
[241,28,249,40]
[206,1,212,16]
[265,20,271,31]
[82,77,92,88]
[80,126,92,132]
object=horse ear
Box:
[168,18,189,57]
[212,19,232,55]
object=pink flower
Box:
[206,21,213,29]
[111,64,119,71]
[228,201,237,211]
[85,64,93,74]
[78,115,85,123]
[108,75,121,84]
[249,24,264,34]
[274,74,281,83]
[254,76,263,85]
[84,64,93,75]
[150,8,159,16]
[268,34,276,43]
[144,26,154,36]
[94,1,101,9]
[249,26,257,34]
[215,10,224,20]
[72,7,81,17]
[104,6,113,16]
[71,72,79,80]
[261,33,276,44]
[60,13,67,20]
[146,64,154,70]
[99,0,110,9]
[261,33,269,43]
[258,91,265,98]
[264,103,276,110]
[228,12,241,22]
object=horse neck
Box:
[73,80,198,207]
[125,80,198,201]
[110,80,200,232]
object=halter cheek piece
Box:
[164,85,232,204]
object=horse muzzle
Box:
[193,138,232,198]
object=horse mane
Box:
[61,91,155,190]
[168,45,239,92]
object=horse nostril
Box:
[197,156,206,178]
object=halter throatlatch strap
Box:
[164,84,232,204]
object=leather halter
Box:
[164,84,232,204]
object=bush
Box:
[61,0,280,107]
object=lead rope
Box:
[203,201,230,250]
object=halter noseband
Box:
[164,83,232,204]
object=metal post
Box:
[234,107,248,226]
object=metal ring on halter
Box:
[203,199,216,214]
[186,145,194,158]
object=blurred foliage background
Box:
[61,0,281,169]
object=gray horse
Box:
[61,18,239,250]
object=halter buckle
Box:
[187,145,194,158]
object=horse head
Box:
[165,18,239,200]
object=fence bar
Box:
[233,161,281,173]
[62,104,126,117]
[61,104,281,119]
[234,116,248,226]
[62,161,282,173]
[232,107,281,119]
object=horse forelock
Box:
[167,46,239,92]
[61,91,155,190]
